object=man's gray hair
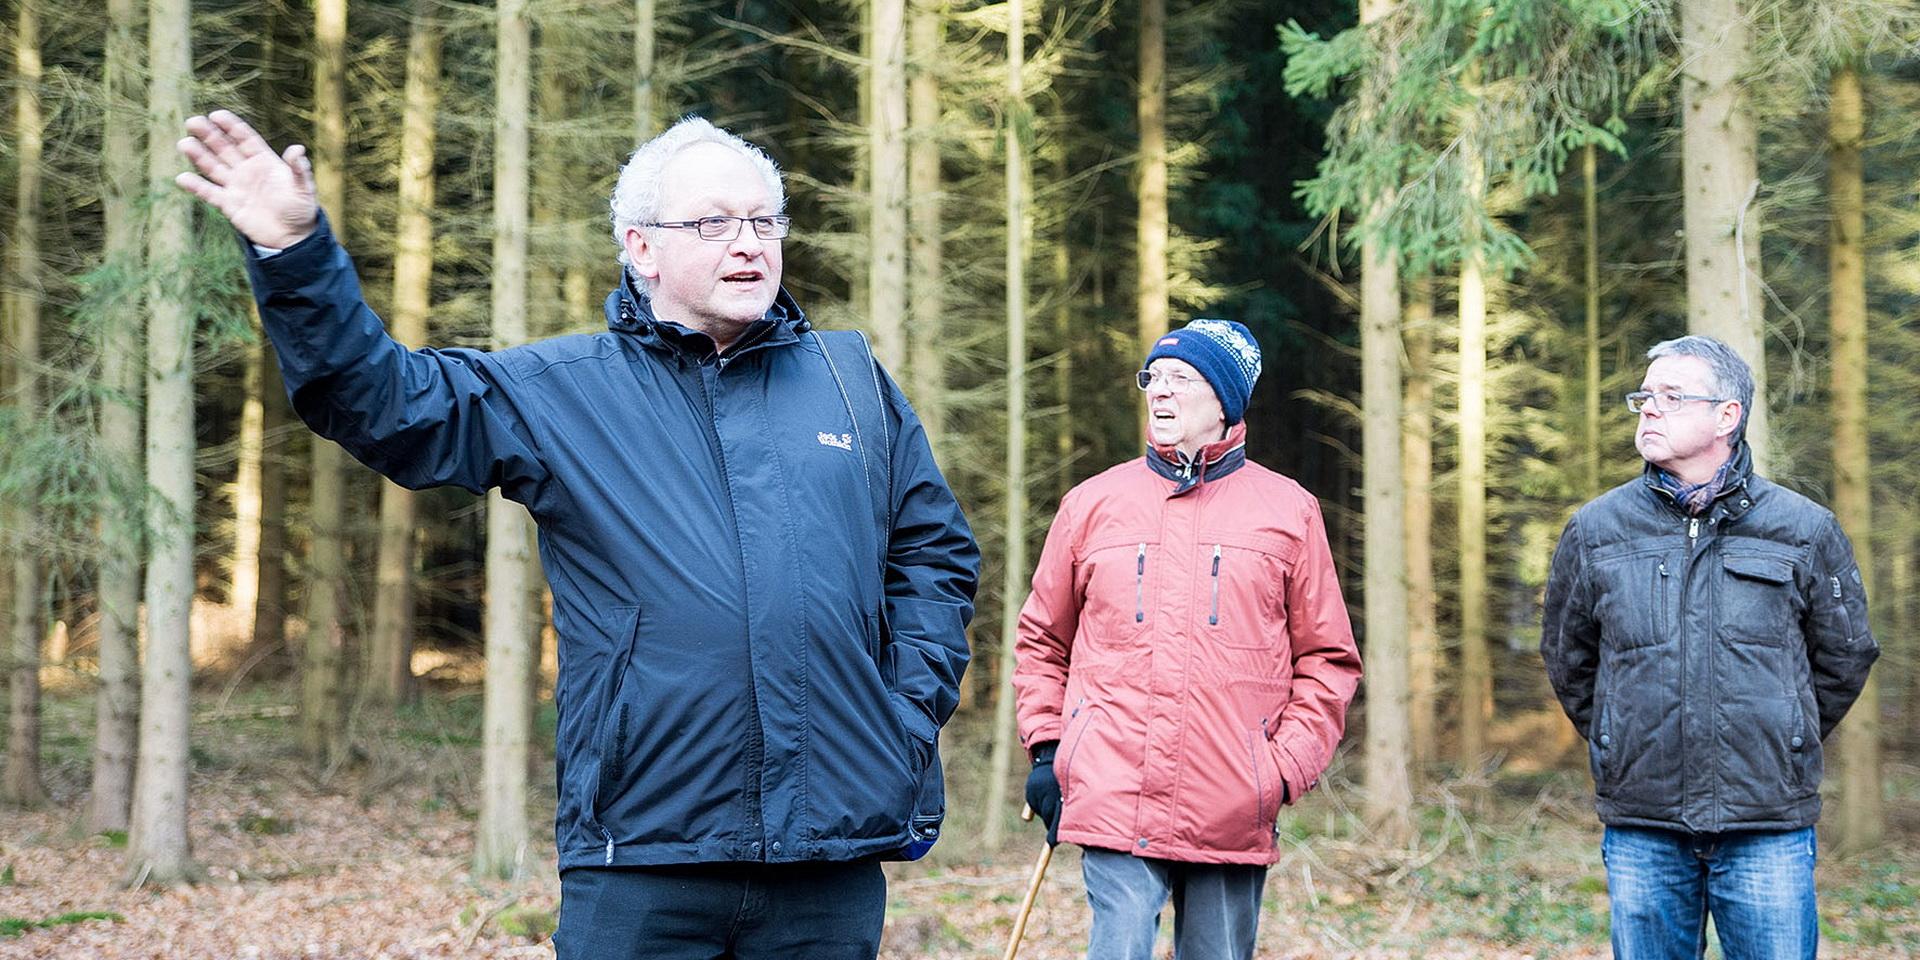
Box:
[1646,335,1754,445]
[609,116,786,283]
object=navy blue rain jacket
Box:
[243,216,979,870]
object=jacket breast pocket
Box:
[1591,552,1673,651]
[1076,540,1158,652]
[1202,542,1288,651]
[1720,553,1801,647]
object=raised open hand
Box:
[175,110,319,250]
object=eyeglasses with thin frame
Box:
[645,215,792,242]
[1624,390,1727,414]
[1136,370,1202,393]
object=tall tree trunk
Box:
[1054,214,1073,496]
[366,0,441,712]
[252,353,289,658]
[1894,527,1914,750]
[869,0,908,370]
[475,0,535,879]
[982,0,1029,851]
[128,0,198,884]
[634,0,656,143]
[302,0,352,771]
[91,0,146,833]
[1359,0,1411,844]
[1403,276,1437,770]
[1456,247,1491,773]
[233,336,265,617]
[3,0,50,809]
[1826,63,1881,855]
[906,0,945,449]
[1135,0,1168,423]
[1679,0,1769,470]
[242,0,291,663]
[1583,144,1603,498]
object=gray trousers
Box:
[1081,847,1268,960]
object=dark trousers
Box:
[553,859,886,960]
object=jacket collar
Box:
[1146,421,1248,496]
[1640,439,1757,522]
[604,270,811,364]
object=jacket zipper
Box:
[1830,575,1854,639]
[1656,561,1669,637]
[1135,543,1147,623]
[1210,545,1222,625]
[695,363,768,857]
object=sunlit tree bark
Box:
[366,0,442,712]
[1358,0,1411,843]
[127,0,200,885]
[1826,62,1882,855]
[301,0,352,770]
[3,0,50,811]
[1679,0,1770,469]
[983,0,1031,851]
[90,0,146,833]
[475,0,536,879]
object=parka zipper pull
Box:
[1688,517,1700,545]
[602,827,615,865]
[1210,545,1222,625]
[1135,543,1147,623]
[1830,575,1842,600]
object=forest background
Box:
[2,0,1919,956]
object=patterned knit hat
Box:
[1142,318,1263,425]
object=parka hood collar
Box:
[604,269,811,362]
[1146,421,1248,496]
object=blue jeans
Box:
[1081,847,1267,960]
[1602,825,1817,960]
[552,860,885,960]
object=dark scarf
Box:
[1652,458,1735,516]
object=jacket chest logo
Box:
[817,431,854,451]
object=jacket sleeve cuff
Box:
[1272,733,1316,803]
[241,212,338,297]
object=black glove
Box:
[1024,741,1062,846]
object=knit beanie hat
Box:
[1142,318,1263,426]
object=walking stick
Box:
[1002,803,1054,960]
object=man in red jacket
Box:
[1013,319,1362,960]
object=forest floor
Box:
[4,678,1919,959]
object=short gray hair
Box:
[609,116,786,285]
[1646,335,1755,445]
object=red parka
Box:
[1012,424,1362,864]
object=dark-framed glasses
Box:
[645,215,792,241]
[1625,390,1726,414]
[1136,370,1201,393]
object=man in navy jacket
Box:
[177,110,979,959]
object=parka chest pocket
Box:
[1591,549,1675,651]
[1719,552,1803,647]
[1201,537,1292,651]
[1076,537,1159,652]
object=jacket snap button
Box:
[1137,838,1149,848]
[770,841,782,855]
[750,842,762,855]
[1600,734,1611,747]
[1791,735,1804,749]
